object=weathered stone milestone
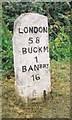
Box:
[12,13,51,102]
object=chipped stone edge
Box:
[15,81,51,103]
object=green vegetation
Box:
[2,2,71,75]
[50,26,70,60]
[2,22,13,76]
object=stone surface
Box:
[12,13,51,102]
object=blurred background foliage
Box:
[2,2,72,76]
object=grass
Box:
[2,60,70,118]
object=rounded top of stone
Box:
[14,13,47,25]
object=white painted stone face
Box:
[12,13,51,102]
